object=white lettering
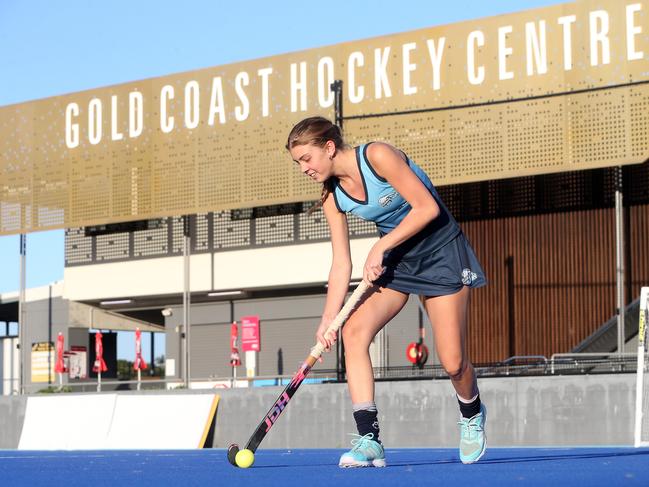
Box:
[317,57,335,107]
[590,10,611,66]
[184,81,200,129]
[290,62,307,112]
[467,30,485,85]
[64,5,649,146]
[65,103,79,149]
[88,98,102,145]
[558,15,576,70]
[426,37,445,91]
[374,47,391,99]
[525,21,547,76]
[258,67,273,117]
[234,72,250,122]
[348,51,365,103]
[402,42,417,95]
[129,92,143,138]
[626,4,644,61]
[111,96,123,141]
[498,26,514,80]
[208,77,226,125]
[160,85,174,133]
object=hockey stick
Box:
[227,280,370,466]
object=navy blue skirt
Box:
[375,232,487,297]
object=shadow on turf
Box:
[477,450,649,465]
[388,450,649,468]
[245,450,649,469]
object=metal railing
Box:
[550,352,638,374]
[8,353,643,395]
[18,370,344,395]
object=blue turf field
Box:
[0,447,647,486]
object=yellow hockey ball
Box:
[235,448,255,468]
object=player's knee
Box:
[443,359,468,381]
[342,323,368,352]
[342,323,359,345]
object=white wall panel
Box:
[63,238,377,301]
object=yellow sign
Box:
[1,0,648,235]
[31,342,55,383]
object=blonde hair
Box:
[286,117,346,212]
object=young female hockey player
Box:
[287,116,487,467]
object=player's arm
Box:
[318,191,352,349]
[363,142,440,281]
[322,190,352,318]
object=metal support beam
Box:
[182,215,192,387]
[150,331,154,376]
[18,234,26,395]
[615,166,625,355]
[331,80,344,129]
[332,78,345,381]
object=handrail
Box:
[492,355,549,376]
[502,355,548,365]
[9,354,643,395]
[19,371,343,394]
[550,352,637,374]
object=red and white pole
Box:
[54,332,66,388]
[133,328,148,390]
[230,322,241,387]
[93,331,108,392]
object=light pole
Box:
[182,215,192,387]
[18,234,26,395]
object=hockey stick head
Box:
[227,443,240,467]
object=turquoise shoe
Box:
[458,404,487,464]
[338,433,386,468]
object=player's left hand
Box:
[363,243,385,284]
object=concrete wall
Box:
[0,395,27,448]
[213,374,636,449]
[0,373,638,449]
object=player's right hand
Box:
[316,318,337,353]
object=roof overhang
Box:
[68,301,164,332]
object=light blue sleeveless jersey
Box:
[332,143,460,259]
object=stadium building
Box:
[0,0,647,432]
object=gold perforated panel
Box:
[1,0,648,235]
[346,85,649,183]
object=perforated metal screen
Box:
[1,0,648,235]
[345,85,649,183]
[64,161,649,267]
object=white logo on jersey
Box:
[378,192,398,207]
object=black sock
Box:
[458,394,481,419]
[353,407,381,444]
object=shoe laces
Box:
[458,415,483,440]
[349,433,376,451]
